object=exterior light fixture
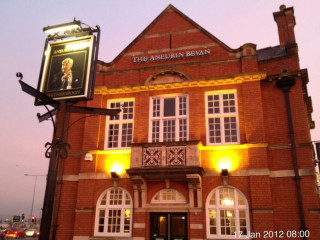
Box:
[111,171,119,179]
[111,171,119,188]
[43,20,81,36]
[221,169,229,186]
[84,153,93,161]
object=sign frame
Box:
[38,35,96,102]
[12,215,21,222]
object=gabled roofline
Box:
[99,4,243,67]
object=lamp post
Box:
[24,174,46,223]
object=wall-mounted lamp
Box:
[84,153,93,161]
[43,20,81,35]
[111,172,119,179]
[111,171,119,187]
[221,169,229,186]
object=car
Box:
[6,228,26,238]
[25,228,38,237]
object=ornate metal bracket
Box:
[17,72,58,132]
[45,138,71,160]
[16,72,23,81]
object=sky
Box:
[1,0,320,221]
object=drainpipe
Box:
[276,76,308,239]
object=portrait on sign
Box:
[39,35,95,102]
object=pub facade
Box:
[53,4,320,240]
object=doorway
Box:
[150,213,187,240]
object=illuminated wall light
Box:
[102,152,131,176]
[218,161,232,172]
[110,162,126,176]
[43,23,81,35]
[221,168,229,185]
[99,150,131,178]
[111,172,119,178]
[215,151,239,172]
[203,147,246,173]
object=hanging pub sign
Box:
[38,35,95,102]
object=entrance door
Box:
[150,213,187,240]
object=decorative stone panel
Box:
[167,146,186,166]
[142,147,162,166]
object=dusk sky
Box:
[1,0,320,220]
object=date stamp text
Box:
[234,230,310,238]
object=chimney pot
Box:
[280,4,286,11]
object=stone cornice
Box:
[95,72,266,95]
[62,168,316,181]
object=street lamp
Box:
[24,174,46,223]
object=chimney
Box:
[273,5,296,48]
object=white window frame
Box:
[94,187,133,237]
[206,186,250,239]
[104,98,134,149]
[151,188,187,204]
[149,94,189,142]
[205,91,240,145]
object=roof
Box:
[257,45,287,61]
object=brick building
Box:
[52,4,320,240]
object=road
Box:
[5,238,38,240]
[4,236,38,239]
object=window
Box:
[150,94,188,142]
[95,187,132,237]
[206,91,239,144]
[206,187,249,239]
[151,188,187,204]
[105,99,134,149]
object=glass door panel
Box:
[170,213,187,240]
[150,213,168,240]
[150,213,187,240]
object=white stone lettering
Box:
[133,49,210,63]
[132,56,148,63]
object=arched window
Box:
[94,187,132,237]
[151,188,187,204]
[206,187,250,239]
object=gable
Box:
[101,5,240,69]
[145,8,196,35]
[96,5,258,88]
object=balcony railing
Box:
[143,146,187,166]
[130,141,201,168]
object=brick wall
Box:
[52,4,320,240]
